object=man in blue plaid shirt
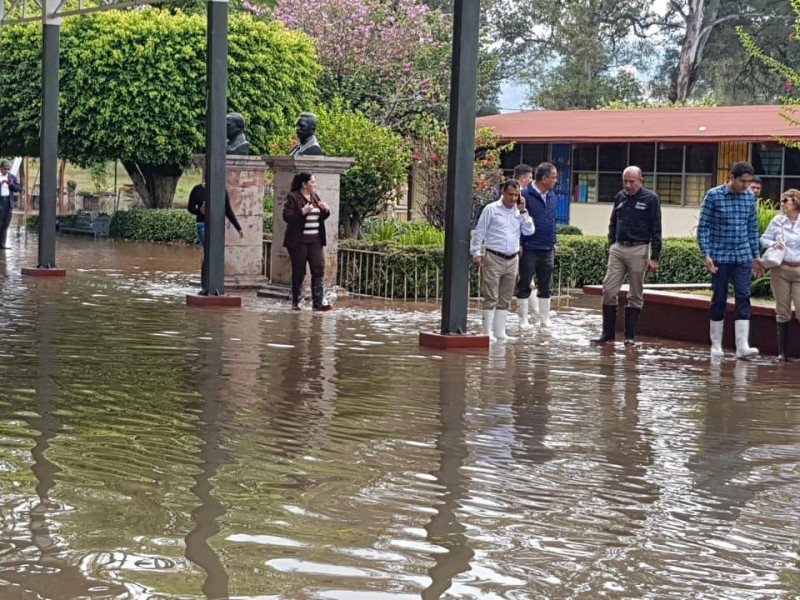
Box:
[697,161,763,359]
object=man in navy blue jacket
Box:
[517,162,558,329]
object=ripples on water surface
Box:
[0,233,800,599]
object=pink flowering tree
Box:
[261,0,451,133]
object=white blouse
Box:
[761,214,800,263]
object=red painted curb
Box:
[419,332,490,349]
[21,268,67,277]
[186,294,242,307]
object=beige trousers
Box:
[482,252,519,310]
[770,264,800,323]
[601,243,649,309]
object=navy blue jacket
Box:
[520,182,557,251]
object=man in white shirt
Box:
[0,159,21,250]
[471,179,535,342]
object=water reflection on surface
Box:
[0,233,800,598]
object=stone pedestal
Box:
[265,156,354,289]
[192,155,270,289]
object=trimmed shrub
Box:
[556,224,583,235]
[109,209,196,243]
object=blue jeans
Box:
[196,222,205,247]
[710,262,752,321]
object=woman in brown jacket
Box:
[283,171,332,311]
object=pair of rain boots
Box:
[292,276,332,312]
[592,304,641,346]
[517,296,551,329]
[709,320,758,359]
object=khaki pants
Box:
[482,251,518,310]
[601,243,649,309]
[770,264,800,323]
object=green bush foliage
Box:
[366,219,444,246]
[0,10,320,206]
[338,235,714,298]
[556,224,583,235]
[108,209,197,243]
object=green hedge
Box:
[109,209,197,243]
[30,209,274,242]
[338,235,712,298]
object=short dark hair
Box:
[751,175,762,184]
[535,162,556,182]
[290,171,314,192]
[501,179,520,192]
[730,161,754,179]
[513,164,533,179]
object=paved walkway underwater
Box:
[0,232,799,599]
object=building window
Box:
[685,144,716,173]
[598,173,622,203]
[752,142,783,176]
[598,143,627,171]
[574,144,597,171]
[521,143,548,168]
[684,175,711,206]
[785,147,800,176]
[657,143,684,172]
[656,174,683,205]
[629,143,655,171]
[574,173,597,203]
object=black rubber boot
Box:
[0,225,8,249]
[777,322,789,362]
[291,280,302,310]
[624,307,642,346]
[312,276,332,311]
[592,304,617,344]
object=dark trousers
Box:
[0,196,12,247]
[516,249,554,299]
[710,262,752,321]
[288,240,325,299]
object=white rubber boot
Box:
[482,309,497,342]
[529,293,539,316]
[710,320,724,357]
[734,319,758,358]
[539,298,551,328]
[493,310,517,342]
[517,298,532,330]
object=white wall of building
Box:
[569,203,699,239]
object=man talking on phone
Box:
[471,179,535,343]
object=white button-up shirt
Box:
[0,175,9,197]
[761,214,800,263]
[471,199,535,257]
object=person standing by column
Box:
[517,162,558,329]
[471,179,535,342]
[0,159,21,250]
[593,166,662,346]
[283,172,333,311]
[697,161,762,358]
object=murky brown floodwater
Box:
[0,229,799,599]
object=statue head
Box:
[226,112,245,141]
[295,112,318,143]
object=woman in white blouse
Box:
[760,188,800,361]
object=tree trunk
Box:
[672,0,721,103]
[121,161,183,208]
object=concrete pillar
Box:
[265,156,353,289]
[224,155,269,288]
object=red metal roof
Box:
[476,105,800,143]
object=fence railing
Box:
[262,239,570,302]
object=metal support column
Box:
[202,0,228,295]
[440,0,480,334]
[38,0,61,268]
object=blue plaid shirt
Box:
[697,184,759,264]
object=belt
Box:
[783,261,800,267]
[485,248,518,260]
[617,240,649,247]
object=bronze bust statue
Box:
[289,112,324,156]
[226,112,250,155]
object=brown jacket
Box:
[282,191,331,248]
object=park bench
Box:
[57,211,112,238]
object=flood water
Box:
[1,230,800,599]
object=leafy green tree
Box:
[0,9,319,207]
[486,0,656,110]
